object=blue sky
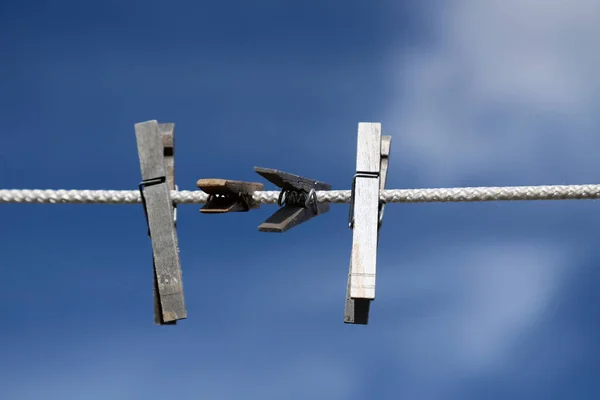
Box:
[2,0,600,399]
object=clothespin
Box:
[254,167,331,232]
[346,122,386,324]
[135,120,186,325]
[345,131,392,324]
[196,179,264,213]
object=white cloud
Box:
[375,239,575,395]
[375,2,596,394]
[385,0,600,186]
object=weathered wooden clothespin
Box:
[196,179,263,213]
[254,167,331,232]
[345,123,388,324]
[135,120,186,325]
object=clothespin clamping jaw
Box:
[345,122,391,324]
[254,167,331,233]
[135,120,186,325]
[197,179,264,213]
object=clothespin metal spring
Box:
[206,191,253,211]
[138,176,167,238]
[278,188,319,215]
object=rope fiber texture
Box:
[2,185,600,204]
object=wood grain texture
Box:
[349,123,381,300]
[355,122,381,173]
[135,120,186,323]
[345,135,392,324]
[154,123,177,325]
[197,179,264,213]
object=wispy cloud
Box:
[385,0,600,186]
[382,242,570,361]
[368,239,577,398]
[375,2,597,394]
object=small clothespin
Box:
[345,123,390,324]
[254,167,331,232]
[135,120,186,325]
[196,179,263,213]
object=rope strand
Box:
[1,184,600,204]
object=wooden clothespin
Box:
[196,179,264,213]
[135,120,186,325]
[254,167,331,232]
[346,122,385,324]
[345,131,391,324]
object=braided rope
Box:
[1,184,600,204]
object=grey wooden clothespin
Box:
[196,179,264,213]
[346,123,388,324]
[135,120,186,325]
[254,167,331,232]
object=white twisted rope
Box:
[1,185,600,204]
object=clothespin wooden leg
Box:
[346,122,382,322]
[151,123,177,325]
[345,133,391,324]
[135,120,186,324]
